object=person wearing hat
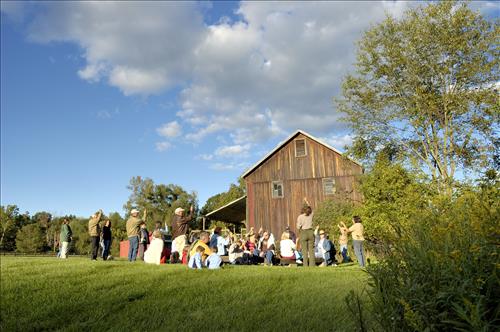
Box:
[126,208,147,262]
[171,205,194,263]
[88,210,103,261]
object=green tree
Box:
[201,179,245,216]
[123,176,198,229]
[338,1,499,194]
[0,206,31,251]
[16,223,46,253]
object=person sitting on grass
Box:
[210,226,231,256]
[245,233,259,264]
[189,231,212,264]
[338,223,350,263]
[144,230,164,265]
[228,240,250,264]
[320,231,337,267]
[259,231,275,266]
[188,246,204,269]
[279,230,296,261]
[205,246,222,269]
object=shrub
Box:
[364,185,500,331]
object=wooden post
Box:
[202,217,206,231]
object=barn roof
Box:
[242,129,362,178]
[205,195,246,224]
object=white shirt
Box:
[280,239,296,257]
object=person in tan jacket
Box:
[88,209,103,261]
[126,208,147,262]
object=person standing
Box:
[59,218,72,259]
[138,222,150,261]
[343,216,365,267]
[338,223,350,263]
[88,210,103,261]
[126,208,147,262]
[296,198,315,267]
[171,206,194,263]
[102,219,112,260]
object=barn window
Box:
[272,181,284,198]
[295,139,307,157]
[323,177,336,195]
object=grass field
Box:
[1,256,371,331]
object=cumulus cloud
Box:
[14,1,497,166]
[155,141,172,152]
[320,134,354,151]
[25,2,206,95]
[215,144,251,158]
[157,121,182,138]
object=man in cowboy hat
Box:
[126,208,147,261]
[171,205,194,263]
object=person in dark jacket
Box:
[171,206,194,263]
[138,222,150,261]
[59,218,72,259]
[102,219,112,260]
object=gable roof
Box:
[242,130,362,178]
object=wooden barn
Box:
[206,130,363,237]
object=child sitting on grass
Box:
[188,246,204,269]
[205,246,222,269]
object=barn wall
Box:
[245,134,363,237]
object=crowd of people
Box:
[58,198,366,269]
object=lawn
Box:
[1,257,370,331]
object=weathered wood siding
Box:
[245,133,363,237]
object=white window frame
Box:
[322,177,336,195]
[294,139,307,157]
[272,181,284,198]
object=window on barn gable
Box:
[295,139,307,157]
[323,177,336,195]
[272,181,284,198]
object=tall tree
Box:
[123,176,198,228]
[337,1,499,194]
[0,205,30,251]
[201,178,246,216]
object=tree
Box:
[123,176,198,229]
[338,1,499,194]
[201,179,246,216]
[0,205,30,251]
[16,223,46,253]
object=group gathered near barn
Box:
[59,195,366,269]
[58,131,367,269]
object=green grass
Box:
[1,257,370,331]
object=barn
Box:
[206,130,363,237]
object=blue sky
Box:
[1,1,498,217]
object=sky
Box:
[1,1,498,218]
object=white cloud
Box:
[11,1,423,157]
[320,134,353,151]
[210,162,249,171]
[215,144,251,158]
[26,2,206,95]
[155,141,172,152]
[157,121,182,138]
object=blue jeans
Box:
[340,244,350,263]
[353,240,365,267]
[128,236,139,261]
[264,251,273,265]
[103,239,111,260]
